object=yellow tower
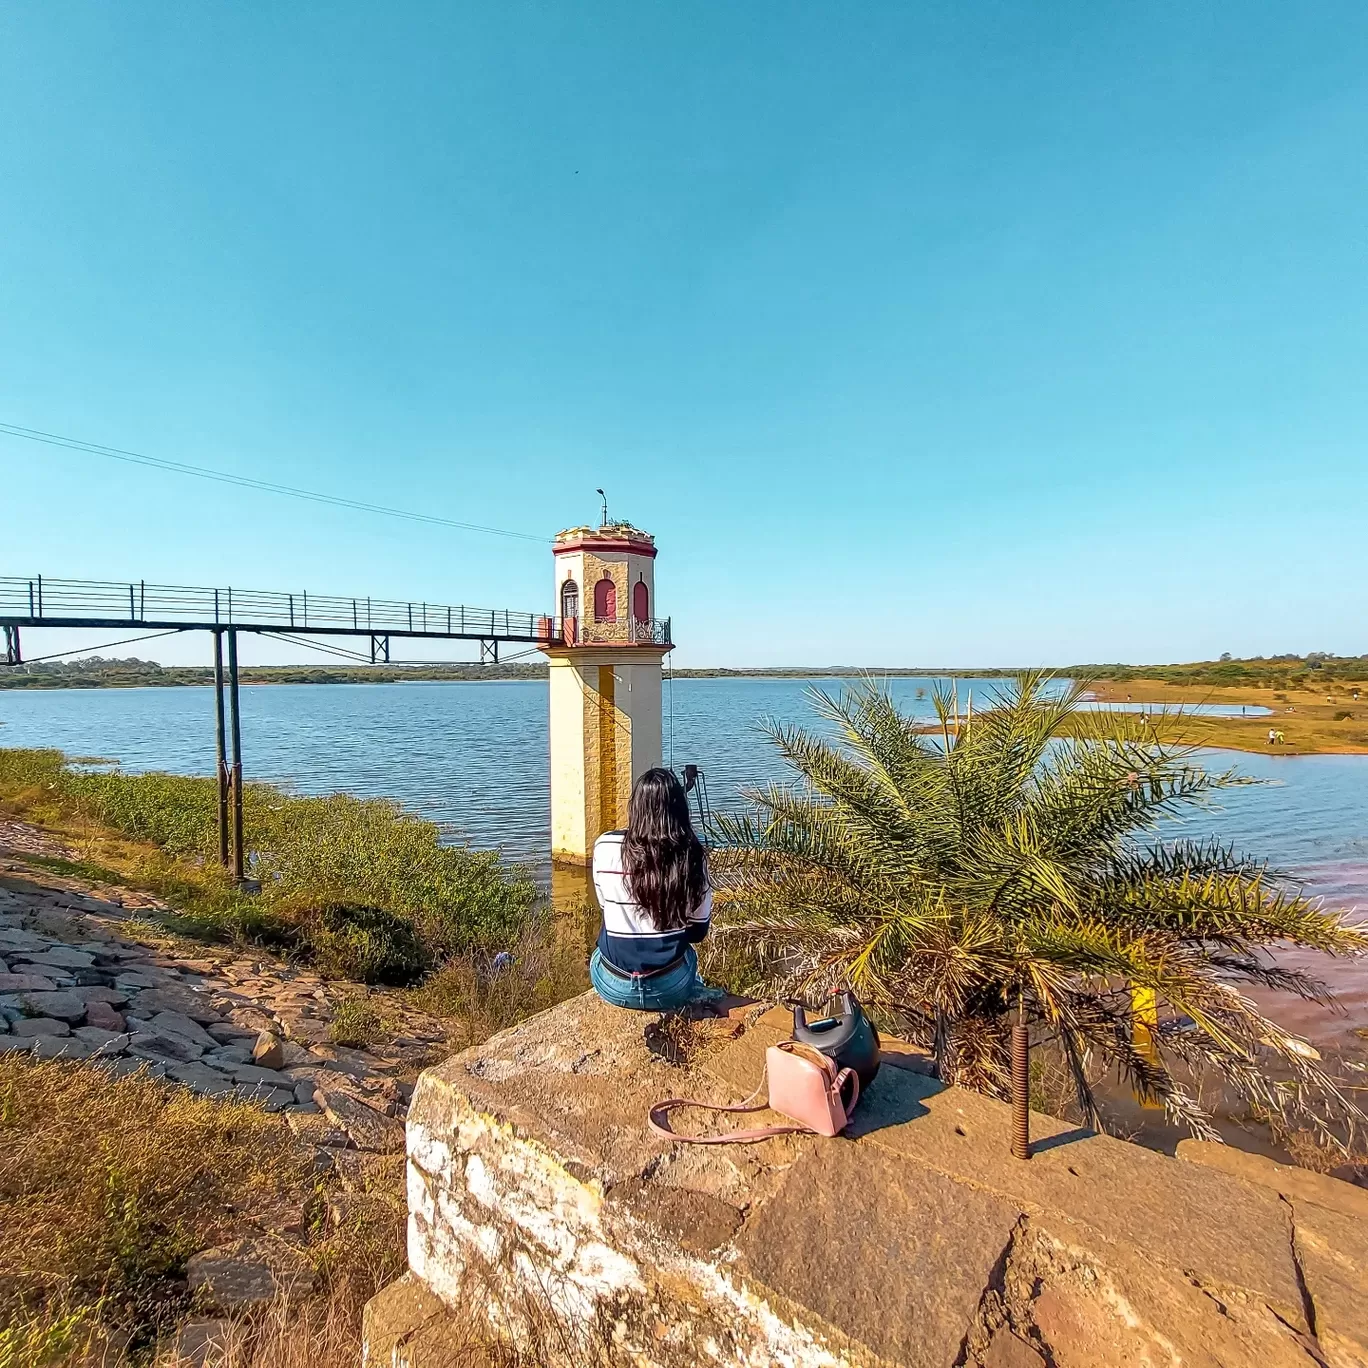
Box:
[538,522,671,865]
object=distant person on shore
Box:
[1268,728,1277,745]
[589,767,722,1011]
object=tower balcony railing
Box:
[536,614,672,649]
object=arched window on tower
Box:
[593,576,617,622]
[632,579,649,623]
[560,578,579,621]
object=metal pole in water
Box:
[213,631,229,867]
[227,628,245,883]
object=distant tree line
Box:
[0,655,550,689]
[3,652,1365,691]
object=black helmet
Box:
[791,991,881,1090]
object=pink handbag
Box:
[648,1040,860,1144]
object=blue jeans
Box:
[589,946,700,1012]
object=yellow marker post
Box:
[1131,986,1163,1109]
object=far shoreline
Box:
[6,663,1368,757]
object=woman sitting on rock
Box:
[589,767,722,1011]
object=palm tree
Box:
[710,674,1368,1144]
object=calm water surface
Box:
[3,677,1365,1045]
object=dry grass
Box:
[0,1058,310,1345]
[410,918,589,1049]
[1085,678,1368,754]
[0,1055,422,1368]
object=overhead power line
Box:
[0,421,551,544]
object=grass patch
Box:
[327,997,387,1049]
[9,853,129,886]
[0,748,542,983]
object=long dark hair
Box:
[622,767,708,931]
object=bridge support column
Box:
[213,631,229,868]
[546,650,664,865]
[227,629,246,883]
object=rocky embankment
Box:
[0,820,448,1155]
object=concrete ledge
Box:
[368,992,1366,1367]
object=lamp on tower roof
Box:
[596,488,608,527]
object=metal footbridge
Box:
[1,573,671,882]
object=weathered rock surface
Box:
[169,1319,232,1368]
[0,830,448,1147]
[185,1238,315,1310]
[13,1016,71,1037]
[376,991,1367,1368]
[316,1084,405,1151]
[253,1029,285,1069]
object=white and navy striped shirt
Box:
[592,830,713,974]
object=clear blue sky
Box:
[3,3,1367,668]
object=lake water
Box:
[2,676,1365,1048]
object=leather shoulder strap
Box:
[648,1066,805,1145]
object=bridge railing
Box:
[0,576,548,639]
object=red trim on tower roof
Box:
[553,535,657,558]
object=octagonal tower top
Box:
[547,520,667,650]
[552,522,656,559]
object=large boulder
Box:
[364,992,1361,1368]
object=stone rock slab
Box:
[386,992,1344,1368]
[130,987,222,1022]
[17,990,86,1022]
[316,1085,404,1152]
[1290,1198,1368,1368]
[1177,1138,1368,1222]
[13,1017,71,1037]
[0,973,58,992]
[736,1140,1024,1367]
[186,1238,315,1311]
[168,1319,232,1368]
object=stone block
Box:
[167,1318,231,1368]
[17,990,86,1022]
[362,1271,480,1368]
[32,1035,98,1060]
[316,1085,404,1152]
[84,1000,125,1032]
[72,1027,130,1055]
[147,1010,216,1047]
[78,985,129,1004]
[377,991,1346,1368]
[1291,1198,1368,1368]
[129,987,222,1023]
[94,1055,167,1081]
[0,973,58,992]
[252,1030,285,1069]
[18,946,95,969]
[736,1141,1024,1367]
[13,1016,71,1037]
[165,1062,236,1096]
[186,1238,315,1310]
[127,1031,202,1063]
[1177,1137,1368,1222]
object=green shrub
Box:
[309,904,431,985]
